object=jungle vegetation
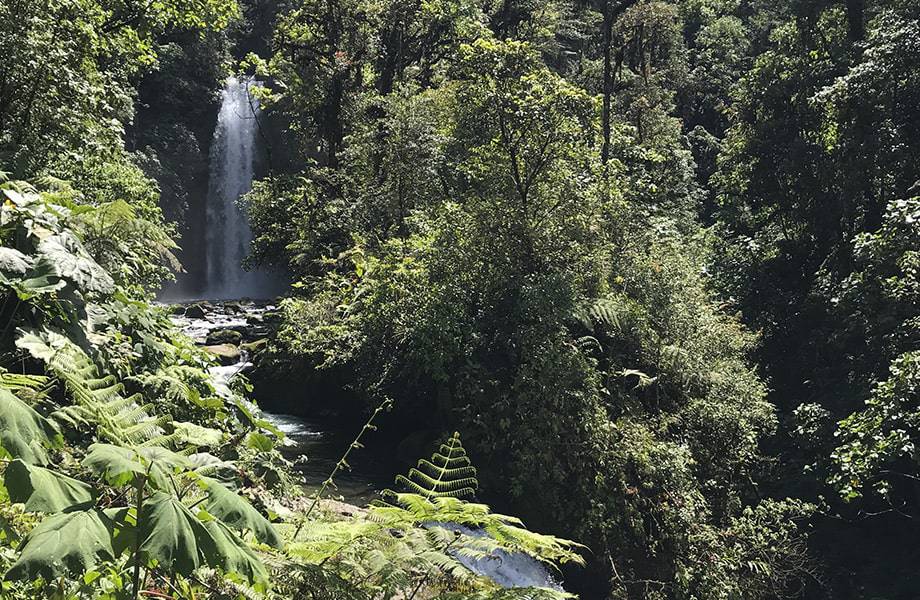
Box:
[1,0,919,598]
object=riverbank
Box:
[169,299,395,505]
[169,300,571,591]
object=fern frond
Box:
[572,296,645,336]
[139,433,181,448]
[395,472,477,498]
[16,329,168,446]
[119,415,170,444]
[0,371,50,391]
[416,459,477,479]
[388,431,478,500]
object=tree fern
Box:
[572,296,645,336]
[392,432,478,500]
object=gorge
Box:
[2,0,917,597]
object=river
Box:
[170,300,566,591]
[170,300,392,505]
[163,74,566,591]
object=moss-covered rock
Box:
[206,329,243,345]
[241,338,269,354]
[184,303,207,319]
[203,343,241,365]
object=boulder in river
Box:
[241,338,269,354]
[262,310,283,324]
[184,303,208,319]
[223,301,244,314]
[206,329,243,345]
[203,343,241,365]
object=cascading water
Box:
[203,77,281,300]
[176,78,564,597]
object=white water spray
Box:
[204,77,280,299]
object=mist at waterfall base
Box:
[160,77,286,301]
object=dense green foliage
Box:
[0,0,585,597]
[245,2,813,598]
[240,0,920,597]
[3,0,920,597]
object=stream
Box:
[170,300,392,505]
[170,301,565,592]
[162,76,565,592]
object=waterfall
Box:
[203,77,280,300]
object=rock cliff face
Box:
[129,30,229,300]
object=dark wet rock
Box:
[184,304,207,319]
[262,310,283,324]
[241,338,269,354]
[206,329,243,345]
[223,301,244,314]
[203,343,241,365]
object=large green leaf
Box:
[0,247,31,275]
[15,328,72,363]
[0,243,61,298]
[36,232,114,294]
[0,388,61,465]
[4,459,95,513]
[138,491,209,576]
[83,443,146,487]
[11,255,65,299]
[138,493,268,583]
[4,509,115,582]
[201,477,281,548]
[199,518,269,584]
[82,444,190,490]
[103,506,136,556]
[138,446,192,490]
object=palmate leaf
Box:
[4,459,95,513]
[138,446,192,490]
[10,255,66,299]
[104,506,137,556]
[200,518,269,584]
[0,247,32,275]
[83,443,190,490]
[4,509,115,582]
[15,328,71,363]
[0,388,62,465]
[139,492,208,576]
[36,232,114,294]
[0,241,63,299]
[188,452,238,480]
[82,443,146,487]
[139,492,268,584]
[201,477,282,548]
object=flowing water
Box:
[173,302,564,590]
[170,76,564,590]
[203,77,283,300]
[171,302,393,505]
